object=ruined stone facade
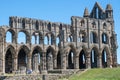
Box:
[0,2,118,74]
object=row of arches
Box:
[6,29,108,45]
[5,45,109,73]
[67,32,108,44]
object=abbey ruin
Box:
[0,2,117,74]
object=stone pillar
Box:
[41,52,47,74]
[13,56,17,72]
[86,51,91,69]
[97,55,102,68]
[27,56,31,70]
[61,50,66,70]
[33,54,39,73]
[53,56,57,69]
[66,53,68,69]
[74,55,79,69]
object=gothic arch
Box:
[46,46,55,70]
[90,47,99,68]
[17,45,30,70]
[18,30,30,44]
[79,49,86,69]
[90,31,98,43]
[102,32,109,44]
[101,46,110,68]
[79,30,86,42]
[5,29,16,43]
[5,45,16,73]
[31,46,43,72]
[17,45,30,56]
[66,44,76,69]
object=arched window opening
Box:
[46,48,54,70]
[32,48,42,72]
[79,50,86,69]
[91,49,97,68]
[96,8,99,19]
[67,35,73,42]
[92,22,96,28]
[56,36,60,46]
[80,20,85,26]
[57,51,61,69]
[90,32,97,43]
[18,49,27,71]
[103,23,107,29]
[44,36,49,45]
[78,36,80,42]
[68,50,74,69]
[6,31,12,43]
[31,35,35,44]
[81,33,85,42]
[48,23,51,31]
[5,49,13,73]
[18,32,26,44]
[102,33,107,44]
[102,50,107,68]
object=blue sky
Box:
[0,0,120,63]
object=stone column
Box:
[27,56,31,70]
[86,51,91,69]
[33,54,39,73]
[97,55,102,68]
[61,50,66,70]
[74,55,79,69]
[13,56,17,72]
[53,56,57,69]
[41,52,47,74]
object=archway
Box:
[6,31,12,43]
[32,47,42,73]
[79,50,86,69]
[68,50,74,69]
[102,33,108,44]
[57,51,61,69]
[18,48,27,71]
[91,48,97,68]
[46,47,54,70]
[5,49,13,73]
[90,32,97,43]
[18,32,26,44]
[102,49,107,68]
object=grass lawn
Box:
[59,68,120,80]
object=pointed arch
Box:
[90,31,98,43]
[31,46,43,72]
[5,45,16,73]
[90,47,98,68]
[17,45,30,71]
[6,29,16,43]
[101,46,110,68]
[102,33,108,44]
[79,49,86,69]
[46,46,55,70]
[18,30,30,44]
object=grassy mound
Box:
[60,68,120,80]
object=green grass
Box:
[59,68,120,80]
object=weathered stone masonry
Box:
[0,2,118,74]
